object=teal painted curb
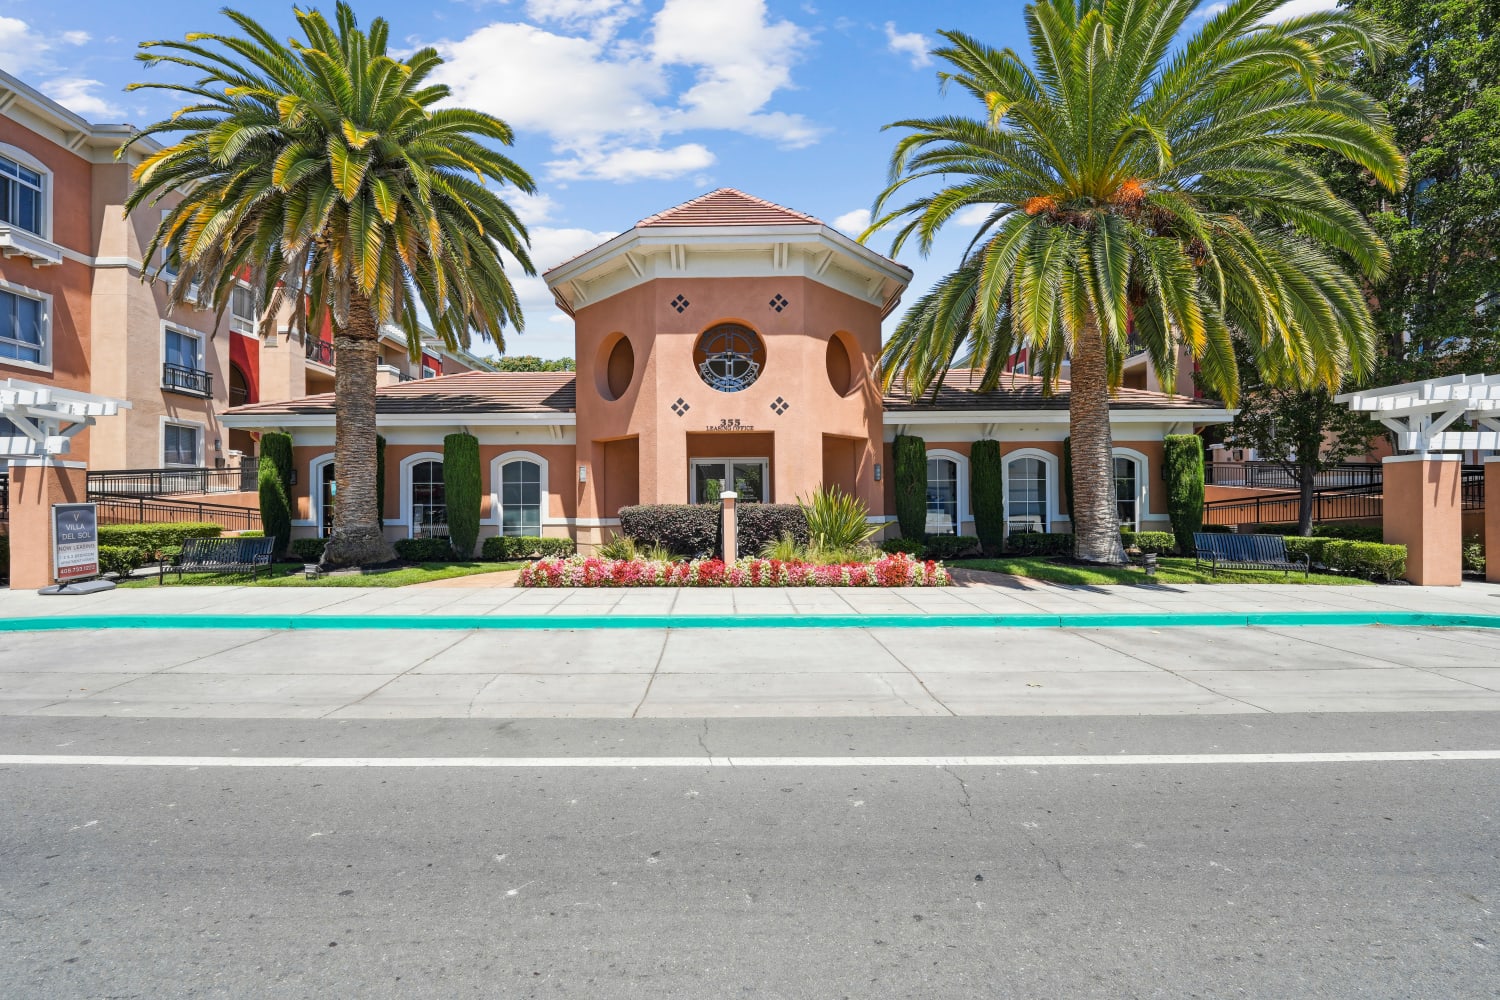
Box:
[1,611,1498,632]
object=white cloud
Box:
[832,208,870,235]
[0,16,49,73]
[508,189,561,226]
[61,30,91,45]
[1265,0,1339,18]
[884,21,931,69]
[40,78,123,120]
[432,0,819,183]
[954,204,992,226]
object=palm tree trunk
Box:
[320,290,397,568]
[1069,318,1128,565]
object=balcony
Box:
[161,362,212,397]
[305,338,336,367]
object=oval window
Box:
[694,324,765,393]
[826,333,854,396]
[595,333,635,401]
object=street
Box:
[3,714,1497,999]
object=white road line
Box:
[0,751,1498,768]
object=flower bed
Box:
[519,553,951,587]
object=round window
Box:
[694,324,765,393]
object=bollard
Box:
[720,491,738,562]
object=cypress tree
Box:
[259,432,294,496]
[1164,434,1205,554]
[893,434,928,540]
[257,462,292,557]
[443,432,482,559]
[970,440,1004,551]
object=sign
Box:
[52,503,99,583]
[705,419,756,431]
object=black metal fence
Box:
[161,362,212,396]
[93,495,260,532]
[1207,461,1384,490]
[88,466,257,496]
[305,338,336,366]
[1204,465,1486,527]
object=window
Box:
[925,457,959,536]
[1114,455,1142,530]
[163,423,201,467]
[165,328,203,370]
[319,462,337,538]
[691,459,767,503]
[230,285,257,334]
[1006,456,1050,534]
[410,460,447,538]
[0,155,44,236]
[499,460,542,536]
[0,288,46,367]
[421,365,437,380]
[695,324,764,393]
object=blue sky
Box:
[1,0,1335,360]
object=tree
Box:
[866,0,1404,564]
[122,3,535,568]
[1163,434,1204,553]
[1224,342,1378,535]
[893,435,928,539]
[443,432,481,558]
[969,440,1005,551]
[257,462,292,558]
[490,356,575,372]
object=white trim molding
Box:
[486,450,551,530]
[1112,447,1150,530]
[293,452,336,529]
[1002,447,1061,535]
[397,450,445,536]
[924,447,969,536]
[0,276,53,374]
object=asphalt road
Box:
[2,715,1497,999]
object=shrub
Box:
[759,533,801,562]
[1313,523,1383,543]
[96,522,222,551]
[619,504,718,557]
[800,487,877,552]
[1280,536,1329,565]
[1322,540,1407,580]
[443,432,482,558]
[99,545,146,578]
[290,537,327,562]
[736,504,808,556]
[1120,530,1177,555]
[519,553,952,588]
[880,537,925,556]
[1463,536,1485,576]
[237,529,265,538]
[1164,434,1204,554]
[394,537,456,562]
[259,432,294,496]
[923,535,981,560]
[258,463,292,557]
[893,435,927,539]
[970,440,1004,550]
[1201,524,1234,534]
[482,536,576,561]
[1005,532,1075,557]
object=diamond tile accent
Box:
[671,294,690,313]
[770,396,790,415]
[671,397,691,416]
[769,293,789,313]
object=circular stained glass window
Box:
[694,324,765,393]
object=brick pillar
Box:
[721,490,737,562]
[1382,455,1462,586]
[7,459,88,591]
[1487,457,1500,584]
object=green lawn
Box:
[122,562,522,588]
[957,557,1371,586]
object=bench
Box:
[162,536,276,584]
[1193,532,1310,577]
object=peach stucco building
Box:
[222,190,1231,551]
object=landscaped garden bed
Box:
[519,553,951,588]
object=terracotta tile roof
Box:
[223,371,576,417]
[882,369,1224,412]
[635,188,823,228]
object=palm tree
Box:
[866,0,1405,563]
[121,3,535,567]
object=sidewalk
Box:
[2,579,1499,720]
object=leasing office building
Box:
[222,189,1231,549]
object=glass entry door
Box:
[320,463,336,537]
[692,459,768,504]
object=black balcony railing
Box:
[162,362,212,397]
[1203,465,1486,528]
[93,495,260,532]
[306,338,336,366]
[89,466,258,496]
[1206,461,1384,490]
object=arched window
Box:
[499,459,542,537]
[1113,452,1147,530]
[1005,451,1056,535]
[408,458,447,539]
[926,457,959,536]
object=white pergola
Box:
[0,378,130,458]
[1336,374,1500,455]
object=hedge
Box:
[923,534,981,560]
[290,537,327,562]
[1005,532,1075,557]
[1323,540,1407,581]
[1164,435,1204,554]
[99,545,147,578]
[443,432,482,558]
[483,536,576,561]
[1061,437,1075,524]
[258,463,292,557]
[393,537,456,562]
[1280,536,1328,565]
[970,440,1004,550]
[259,432,294,496]
[737,504,809,555]
[96,522,222,551]
[1120,530,1176,555]
[619,504,719,557]
[880,537,925,556]
[1253,522,1383,542]
[893,435,927,539]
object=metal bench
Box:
[1193,532,1310,577]
[162,536,276,584]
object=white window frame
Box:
[398,451,446,538]
[296,452,337,530]
[924,448,969,537]
[689,457,770,504]
[0,143,52,242]
[0,277,52,374]
[160,417,205,468]
[1112,448,1151,531]
[229,282,258,335]
[161,321,206,371]
[1002,447,1061,535]
[487,451,551,531]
